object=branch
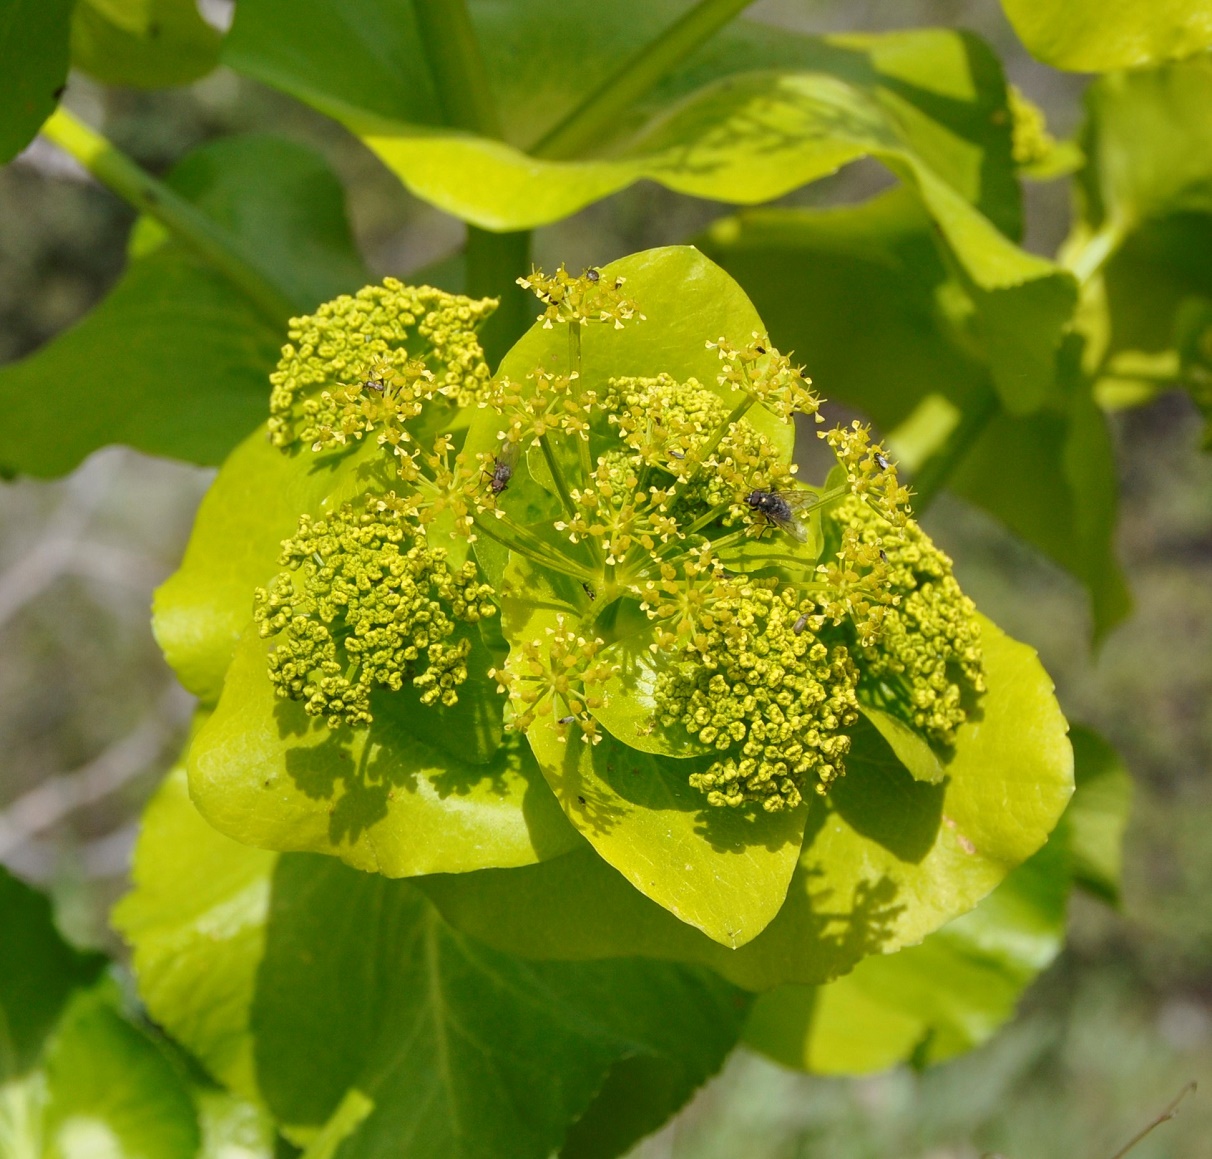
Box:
[40,107,300,324]
[531,0,759,160]
[413,0,503,137]
[1107,1082,1196,1159]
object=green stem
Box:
[472,512,596,583]
[539,433,581,520]
[412,0,502,136]
[909,384,1000,515]
[466,227,532,366]
[530,0,759,160]
[40,108,299,324]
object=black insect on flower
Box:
[586,267,600,283]
[874,450,890,470]
[484,441,520,495]
[745,489,812,542]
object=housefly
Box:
[744,488,817,542]
[485,441,520,496]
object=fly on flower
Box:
[744,488,823,542]
[484,440,520,496]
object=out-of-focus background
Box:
[1,2,1208,1156]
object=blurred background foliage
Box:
[0,0,1209,1156]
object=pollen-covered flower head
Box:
[253,500,496,730]
[517,265,645,329]
[267,279,497,451]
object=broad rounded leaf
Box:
[421,617,1073,989]
[743,833,1070,1073]
[1002,0,1212,71]
[0,135,367,478]
[188,630,580,877]
[71,0,221,88]
[0,0,72,165]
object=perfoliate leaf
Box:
[1065,724,1132,905]
[421,618,1073,990]
[188,634,580,877]
[700,190,1129,637]
[71,0,221,88]
[116,774,748,1159]
[1001,0,1212,72]
[0,0,73,165]
[0,869,103,1081]
[0,135,367,478]
[743,833,1070,1073]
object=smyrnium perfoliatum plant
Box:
[153,246,1071,970]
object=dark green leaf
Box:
[0,134,367,478]
[0,868,103,1080]
[1001,0,1212,71]
[117,776,746,1159]
[253,856,745,1159]
[0,0,72,165]
[71,0,222,89]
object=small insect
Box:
[484,441,520,495]
[586,268,600,283]
[363,369,387,393]
[669,448,686,460]
[754,343,766,354]
[558,715,576,726]
[792,613,809,635]
[874,450,890,470]
[878,548,889,564]
[745,489,814,542]
[582,582,596,601]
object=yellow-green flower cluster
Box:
[517,265,644,329]
[653,581,859,811]
[253,501,496,729]
[829,496,984,745]
[267,279,496,450]
[822,420,910,529]
[708,332,821,421]
[1008,84,1057,168]
[489,614,620,744]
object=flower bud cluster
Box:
[654,583,859,810]
[829,496,984,745]
[517,265,644,329]
[267,280,495,450]
[489,614,620,744]
[253,501,496,729]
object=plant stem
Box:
[908,384,1000,515]
[466,226,532,366]
[40,107,299,324]
[530,0,759,160]
[412,0,502,136]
